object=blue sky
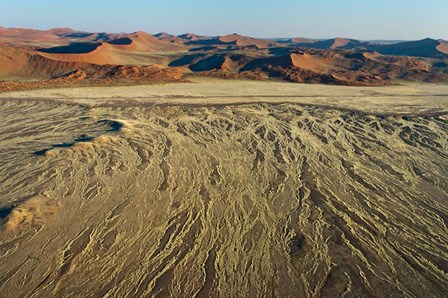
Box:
[1,0,447,39]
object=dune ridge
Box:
[219,33,283,48]
[1,27,447,89]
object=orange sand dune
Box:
[1,27,447,87]
[178,33,213,41]
[109,31,183,52]
[289,51,362,72]
[291,38,318,44]
[219,34,283,48]
[0,27,123,47]
[367,38,448,58]
[437,40,448,55]
[36,31,186,65]
[155,32,186,45]
[0,44,31,76]
[0,44,95,79]
[330,37,352,49]
[0,27,65,47]
[289,53,331,72]
[45,28,77,35]
[37,42,124,65]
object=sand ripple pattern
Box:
[0,100,447,297]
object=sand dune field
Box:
[0,79,447,297]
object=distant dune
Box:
[436,40,448,55]
[154,32,186,44]
[111,31,183,51]
[178,33,214,41]
[35,32,185,65]
[292,38,362,50]
[0,27,447,90]
[0,27,65,46]
[219,33,283,48]
[290,37,318,44]
[291,36,448,58]
[0,44,95,79]
[37,42,123,65]
[367,38,447,58]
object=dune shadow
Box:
[189,46,218,52]
[368,38,443,58]
[107,37,133,45]
[169,54,205,67]
[433,61,448,68]
[240,56,291,71]
[38,42,102,54]
[32,120,124,155]
[0,205,14,221]
[33,135,95,156]
[268,47,293,56]
[63,32,95,38]
[185,38,227,46]
[97,120,124,132]
[188,55,226,71]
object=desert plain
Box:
[0,78,447,297]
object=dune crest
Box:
[437,40,448,54]
[1,27,447,88]
[219,33,281,48]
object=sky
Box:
[1,0,447,40]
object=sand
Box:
[3,28,447,86]
[0,79,447,297]
[219,34,282,48]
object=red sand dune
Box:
[37,42,125,65]
[0,27,447,89]
[110,31,183,51]
[437,40,448,55]
[45,28,77,35]
[219,34,282,48]
[367,38,448,58]
[178,33,213,41]
[0,43,97,79]
[155,32,186,44]
[289,53,329,72]
[0,27,65,47]
[291,38,318,44]
[295,37,448,58]
[36,32,185,65]
[0,27,124,47]
[330,37,352,49]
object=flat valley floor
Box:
[0,79,447,297]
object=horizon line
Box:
[0,25,445,42]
